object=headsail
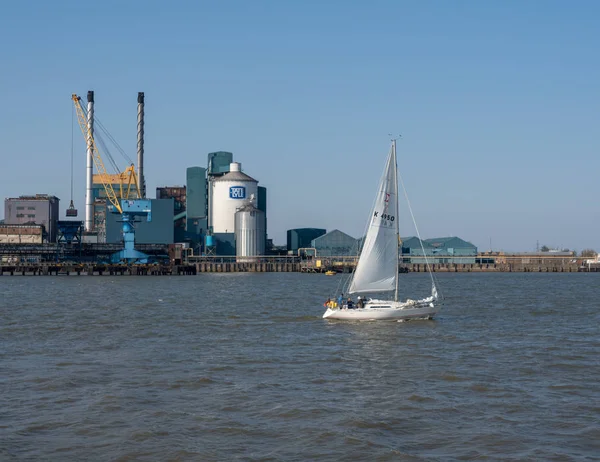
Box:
[348,145,398,294]
[432,283,439,300]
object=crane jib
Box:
[71,94,141,215]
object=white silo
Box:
[235,198,266,262]
[210,162,258,233]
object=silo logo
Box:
[229,186,246,199]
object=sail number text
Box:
[373,211,395,221]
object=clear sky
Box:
[0,0,598,251]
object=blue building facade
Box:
[105,198,174,245]
[287,228,326,252]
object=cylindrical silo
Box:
[235,202,266,262]
[210,162,258,233]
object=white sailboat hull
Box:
[322,298,436,321]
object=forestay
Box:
[348,146,399,294]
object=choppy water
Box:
[1,273,599,461]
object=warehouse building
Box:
[401,236,477,264]
[311,229,359,257]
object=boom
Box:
[72,94,123,214]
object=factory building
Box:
[105,198,174,245]
[156,186,186,242]
[287,228,326,253]
[401,236,477,264]
[149,151,267,255]
[186,167,208,245]
[4,195,60,242]
[311,229,359,257]
[157,152,267,256]
[210,162,258,234]
[209,162,267,256]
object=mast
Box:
[393,138,399,302]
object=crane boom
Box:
[72,94,123,214]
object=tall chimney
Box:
[137,92,145,198]
[85,90,94,232]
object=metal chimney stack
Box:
[137,92,145,198]
[85,90,94,232]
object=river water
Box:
[1,273,599,461]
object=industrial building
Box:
[104,198,174,245]
[401,236,477,264]
[156,186,186,242]
[4,195,60,242]
[1,91,267,262]
[185,166,208,250]
[158,151,268,257]
[311,229,359,257]
[287,228,326,253]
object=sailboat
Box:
[322,139,439,321]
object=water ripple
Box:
[1,272,599,460]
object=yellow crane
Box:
[71,94,141,214]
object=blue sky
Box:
[0,0,598,251]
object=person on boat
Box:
[347,298,354,309]
[357,296,364,308]
[337,293,343,308]
[324,297,331,308]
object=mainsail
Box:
[348,146,399,294]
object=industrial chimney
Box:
[137,92,145,198]
[85,90,94,232]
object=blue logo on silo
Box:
[229,186,246,199]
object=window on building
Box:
[27,214,35,218]
[16,214,24,217]
[27,206,35,210]
[16,206,24,210]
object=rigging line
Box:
[80,104,133,168]
[94,116,134,165]
[94,131,120,173]
[397,167,444,301]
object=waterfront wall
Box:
[0,261,595,275]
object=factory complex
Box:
[1,92,271,265]
[4,90,587,273]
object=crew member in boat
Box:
[337,293,343,308]
[347,298,354,309]
[357,296,364,308]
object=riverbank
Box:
[1,261,597,275]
